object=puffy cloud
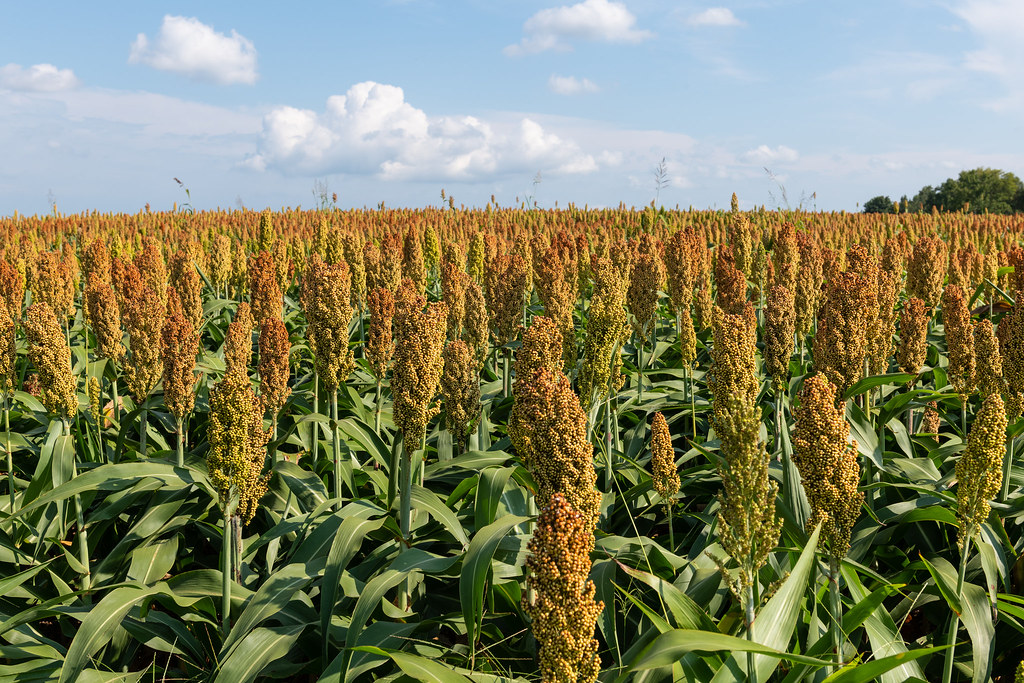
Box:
[0,63,78,92]
[548,74,600,95]
[686,8,743,27]
[129,15,258,85]
[742,145,799,164]
[248,81,598,180]
[505,0,653,56]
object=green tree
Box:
[863,195,895,214]
[938,167,1023,214]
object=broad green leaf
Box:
[474,467,515,530]
[631,630,831,670]
[460,515,528,654]
[822,646,946,683]
[924,555,994,683]
[321,516,386,661]
[410,485,470,548]
[221,563,313,655]
[843,373,916,400]
[615,561,718,632]
[214,624,303,683]
[352,647,472,683]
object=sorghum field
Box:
[0,201,1022,682]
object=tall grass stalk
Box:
[399,435,416,610]
[331,390,342,510]
[829,557,843,674]
[175,416,185,467]
[1003,436,1015,501]
[64,418,91,600]
[4,397,12,511]
[942,533,972,683]
[221,506,232,635]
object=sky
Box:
[2,0,1023,216]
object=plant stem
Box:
[399,432,415,610]
[139,406,148,456]
[942,533,972,683]
[1003,434,1015,502]
[829,556,843,674]
[221,507,232,636]
[666,503,674,552]
[745,582,757,683]
[5,400,13,512]
[688,365,696,441]
[604,393,613,493]
[637,337,644,404]
[331,390,342,510]
[65,419,91,601]
[175,416,184,468]
[373,380,382,436]
[502,348,510,399]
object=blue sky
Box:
[2,0,1022,215]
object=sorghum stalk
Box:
[0,306,14,509]
[258,318,291,460]
[650,412,679,549]
[944,391,1006,683]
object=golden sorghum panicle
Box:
[223,303,254,383]
[462,279,489,367]
[764,284,796,393]
[82,239,111,289]
[998,303,1024,418]
[0,306,16,397]
[897,297,931,379]
[626,235,663,337]
[24,303,77,421]
[88,375,102,424]
[441,259,469,341]
[341,233,366,310]
[209,235,232,294]
[124,285,164,405]
[727,200,753,277]
[955,392,1007,545]
[526,493,603,683]
[467,232,486,285]
[905,234,946,308]
[514,316,563,389]
[663,227,696,317]
[257,209,275,254]
[709,302,758,427]
[423,224,440,275]
[85,281,124,364]
[715,246,747,314]
[650,411,679,506]
[772,222,800,295]
[578,256,629,408]
[813,270,873,397]
[168,250,203,332]
[135,238,168,308]
[922,401,941,435]
[792,375,863,558]
[942,284,976,399]
[258,317,291,417]
[486,253,529,347]
[392,280,447,445]
[714,393,782,601]
[366,286,395,381]
[534,242,577,366]
[441,339,480,447]
[974,319,1003,398]
[207,355,270,524]
[0,259,25,321]
[230,239,248,299]
[33,251,75,321]
[868,267,900,375]
[794,231,822,338]
[402,228,427,294]
[273,239,291,294]
[248,250,282,327]
[161,309,199,421]
[303,254,355,390]
[509,366,601,530]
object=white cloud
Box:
[686,8,743,27]
[0,63,78,92]
[505,0,653,56]
[548,74,600,95]
[742,145,799,164]
[248,81,599,180]
[129,15,258,85]
[952,0,1024,108]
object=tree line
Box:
[863,167,1024,214]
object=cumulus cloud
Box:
[505,0,653,56]
[247,81,598,180]
[129,15,258,85]
[548,74,600,95]
[742,145,799,164]
[686,8,743,27]
[0,63,78,92]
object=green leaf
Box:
[214,624,303,683]
[340,569,411,680]
[352,647,473,683]
[822,646,947,683]
[631,630,831,670]
[843,373,916,400]
[615,561,718,632]
[321,516,386,661]
[410,485,470,548]
[923,555,994,683]
[221,563,313,655]
[711,525,822,682]
[459,515,528,654]
[474,467,515,530]
[58,585,162,683]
